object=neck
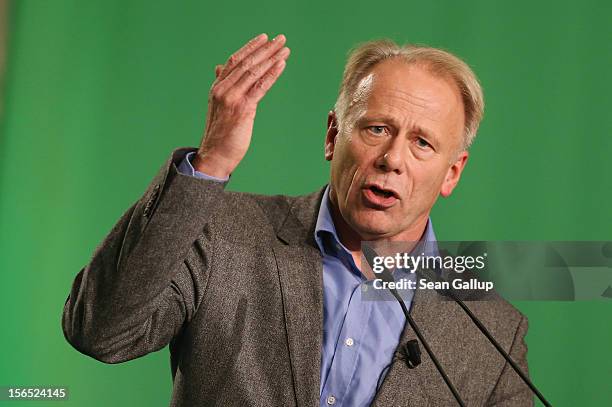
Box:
[328,195,429,277]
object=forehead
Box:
[354,59,465,142]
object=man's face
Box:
[325,58,469,241]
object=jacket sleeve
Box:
[62,147,227,364]
[486,315,534,406]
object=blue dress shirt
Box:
[177,151,438,407]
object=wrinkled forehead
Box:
[346,61,465,141]
[351,61,459,109]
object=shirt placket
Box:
[320,280,372,407]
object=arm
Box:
[62,148,227,363]
[486,315,534,406]
[62,32,291,364]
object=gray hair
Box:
[334,39,485,151]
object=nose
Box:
[375,137,405,174]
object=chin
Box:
[349,212,397,239]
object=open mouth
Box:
[369,185,395,199]
[362,184,399,208]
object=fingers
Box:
[247,59,287,103]
[231,46,290,96]
[218,34,286,90]
[218,33,268,81]
[210,33,290,108]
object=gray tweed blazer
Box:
[62,147,533,406]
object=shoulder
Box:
[211,187,325,244]
[467,298,528,348]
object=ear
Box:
[325,110,339,161]
[440,151,469,197]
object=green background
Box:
[1,0,611,405]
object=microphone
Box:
[362,245,466,407]
[417,266,552,407]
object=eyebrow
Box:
[357,115,440,143]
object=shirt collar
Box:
[314,185,437,257]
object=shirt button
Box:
[326,395,336,405]
[344,337,354,347]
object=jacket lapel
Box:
[273,188,326,407]
[372,287,456,406]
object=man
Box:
[62,33,531,406]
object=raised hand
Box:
[193,33,290,178]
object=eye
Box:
[416,137,432,149]
[367,126,388,136]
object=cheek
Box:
[408,164,448,201]
[331,138,373,207]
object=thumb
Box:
[215,64,223,78]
